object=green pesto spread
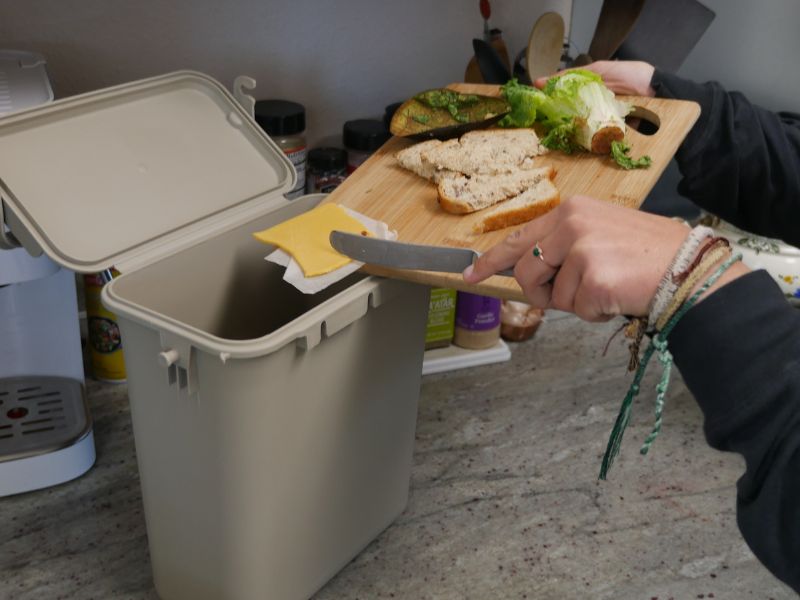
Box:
[415,90,479,124]
[415,90,479,109]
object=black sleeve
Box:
[669,270,800,593]
[650,70,800,248]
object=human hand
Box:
[534,60,656,98]
[463,196,691,322]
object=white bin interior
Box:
[104,193,430,600]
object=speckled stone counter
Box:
[1,312,794,599]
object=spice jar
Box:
[343,119,390,174]
[425,288,457,350]
[254,99,307,199]
[306,147,347,194]
[453,292,501,350]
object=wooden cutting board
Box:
[323,83,700,301]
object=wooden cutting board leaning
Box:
[321,83,700,301]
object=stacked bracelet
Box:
[647,225,715,331]
[600,227,743,480]
[655,238,731,331]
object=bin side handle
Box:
[295,279,406,351]
[367,278,409,310]
[323,294,369,338]
[296,293,371,351]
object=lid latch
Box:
[0,197,21,250]
[158,333,198,397]
[0,181,44,256]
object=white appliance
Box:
[0,50,95,496]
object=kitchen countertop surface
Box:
[1,311,795,599]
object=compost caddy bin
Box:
[0,71,430,599]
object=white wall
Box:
[0,0,570,146]
[570,0,800,111]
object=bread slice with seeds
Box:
[421,128,547,176]
[474,176,560,233]
[438,165,555,214]
[395,139,455,182]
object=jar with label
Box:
[254,99,307,199]
[83,270,126,382]
[306,147,348,194]
[425,288,457,350]
[343,119,390,174]
[453,292,501,349]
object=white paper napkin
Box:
[265,207,397,294]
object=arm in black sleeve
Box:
[669,270,800,593]
[650,70,800,248]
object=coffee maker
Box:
[0,50,95,496]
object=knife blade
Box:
[329,231,514,277]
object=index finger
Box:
[534,72,561,89]
[534,66,579,88]
[463,206,560,283]
[535,63,607,89]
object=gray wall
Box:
[570,0,800,111]
[0,0,570,146]
[677,0,800,111]
[569,0,800,219]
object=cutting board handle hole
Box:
[626,106,660,136]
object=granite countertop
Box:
[1,312,794,599]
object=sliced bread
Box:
[421,128,547,176]
[474,177,561,233]
[438,165,555,214]
[395,139,456,182]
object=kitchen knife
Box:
[329,231,515,277]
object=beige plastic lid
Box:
[0,70,295,273]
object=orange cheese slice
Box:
[253,204,373,277]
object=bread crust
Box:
[438,192,478,214]
[475,190,560,233]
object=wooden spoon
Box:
[526,12,565,83]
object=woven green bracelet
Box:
[598,252,743,480]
